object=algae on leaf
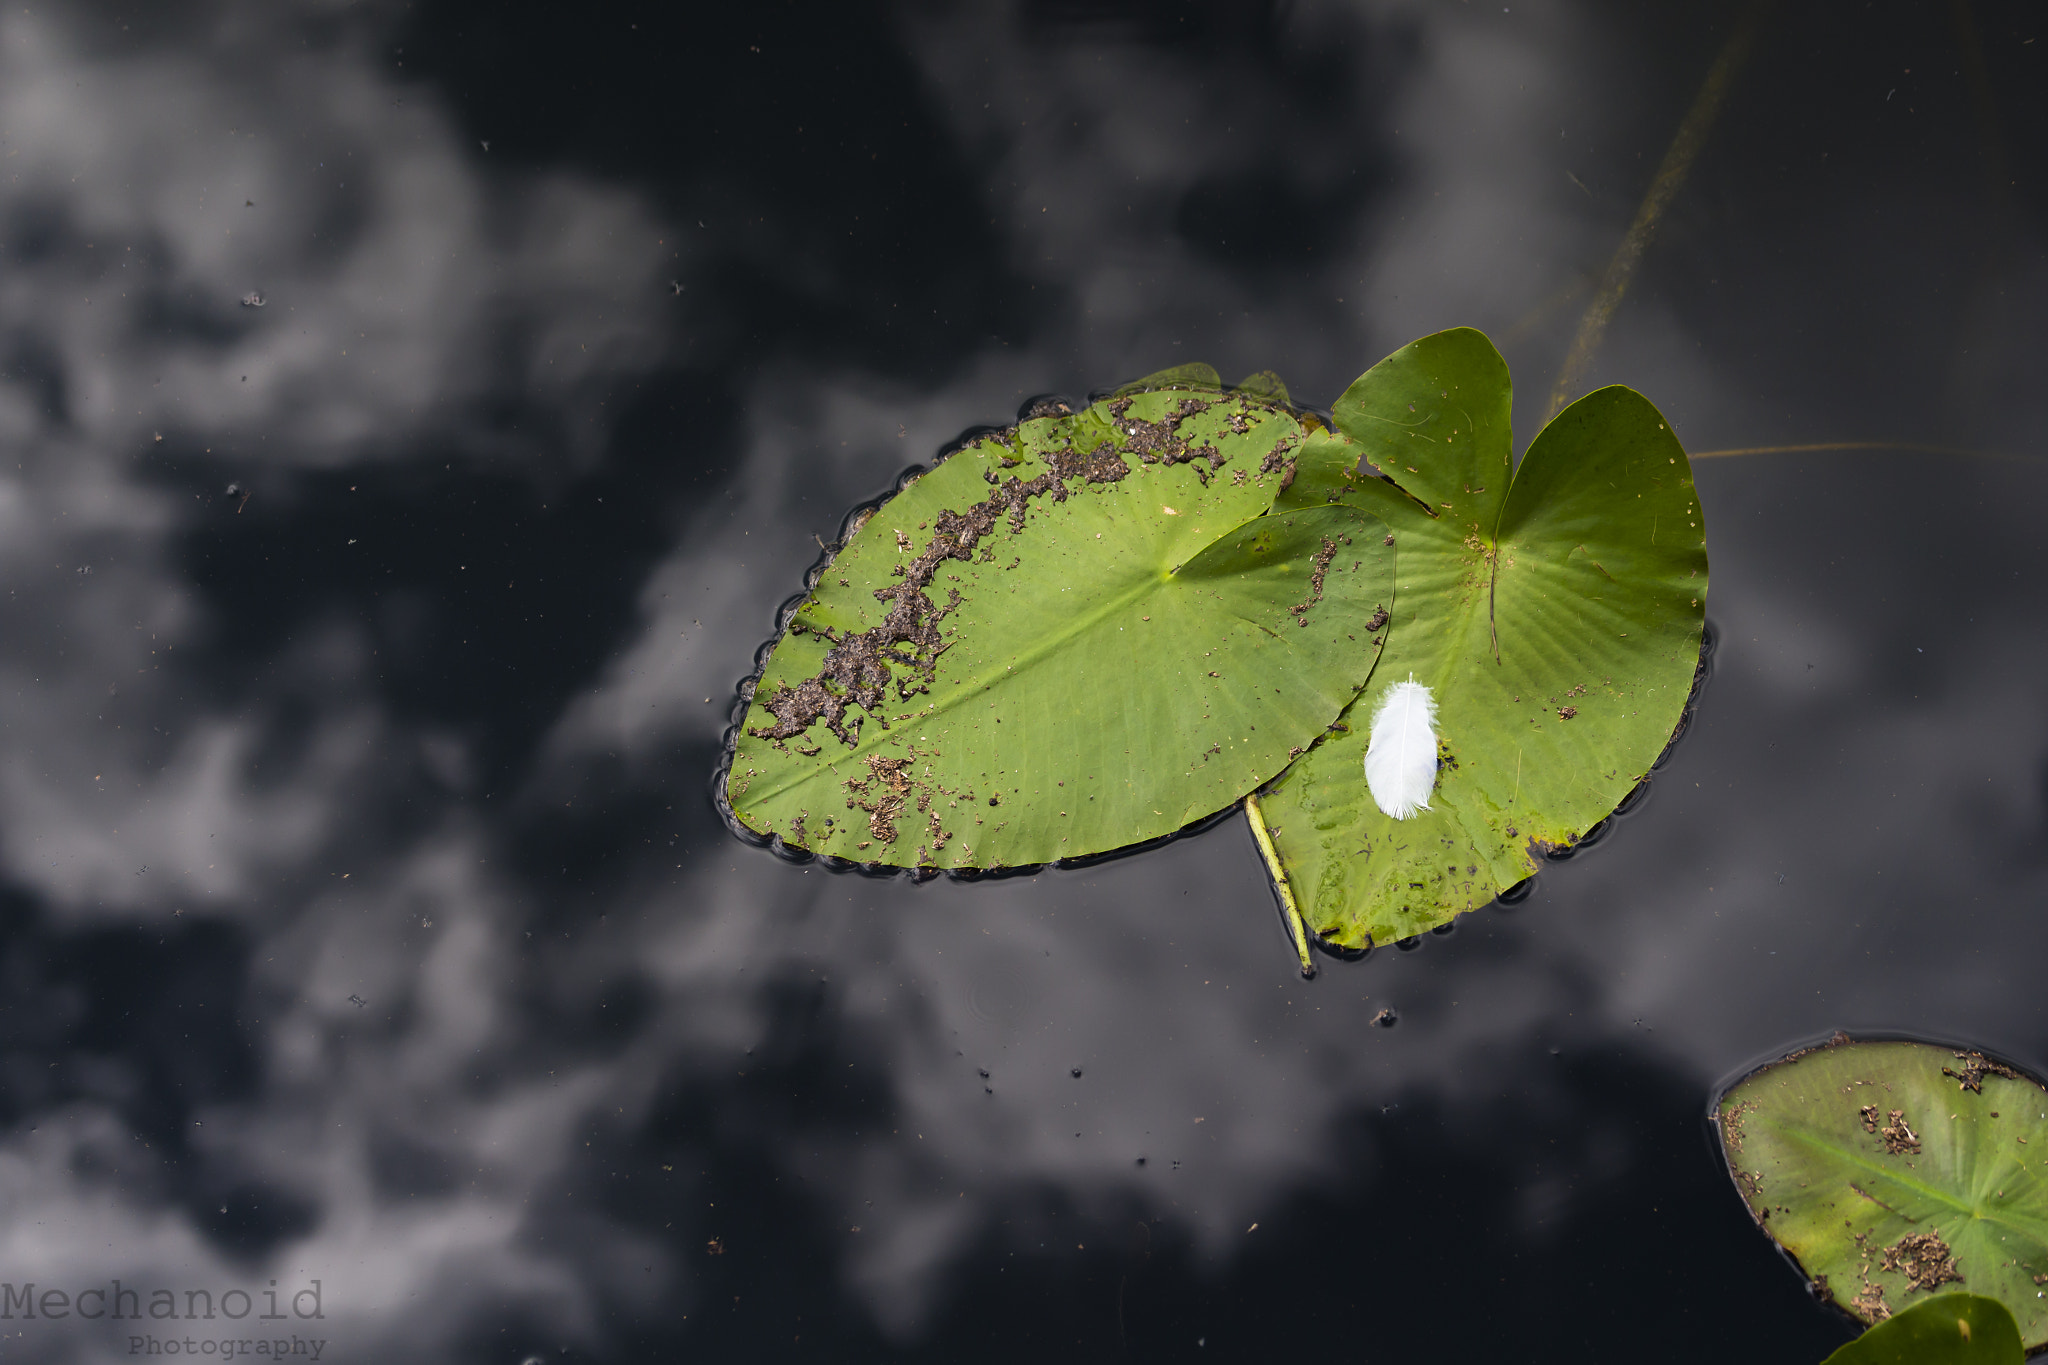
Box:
[1258,327,1707,948]
[726,386,1396,869]
[1719,1036,2048,1353]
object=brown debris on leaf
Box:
[1722,1098,1760,1156]
[844,755,914,844]
[1110,394,1226,474]
[1942,1051,2022,1094]
[1850,1281,1890,1323]
[1880,1231,1963,1293]
[749,426,1134,747]
[1289,537,1340,623]
[1859,1106,1922,1155]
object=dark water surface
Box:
[2,1,2044,1360]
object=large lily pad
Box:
[1821,1295,2024,1365]
[726,387,1396,868]
[1256,327,1707,947]
[1718,1036,2048,1350]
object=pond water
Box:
[1,1,2044,1361]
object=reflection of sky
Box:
[0,1,2043,1360]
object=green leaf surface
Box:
[727,387,1395,868]
[1257,328,1707,946]
[1719,1037,2048,1350]
[1820,1295,2024,1365]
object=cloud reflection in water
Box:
[0,1,2043,1361]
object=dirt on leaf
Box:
[1879,1231,1964,1293]
[843,754,916,844]
[1860,1105,1922,1155]
[1942,1051,2023,1093]
[1850,1281,1890,1323]
[748,428,1134,747]
[1289,537,1341,624]
[1109,394,1226,478]
[1722,1098,1760,1156]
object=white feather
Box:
[1364,676,1438,820]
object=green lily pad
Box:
[1718,1036,2048,1350]
[1255,327,1707,947]
[726,386,1396,868]
[1820,1295,2024,1365]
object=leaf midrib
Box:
[744,515,1286,807]
[1771,1121,2048,1241]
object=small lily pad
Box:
[1820,1294,2023,1365]
[1718,1036,2048,1350]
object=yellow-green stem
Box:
[1246,793,1313,978]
